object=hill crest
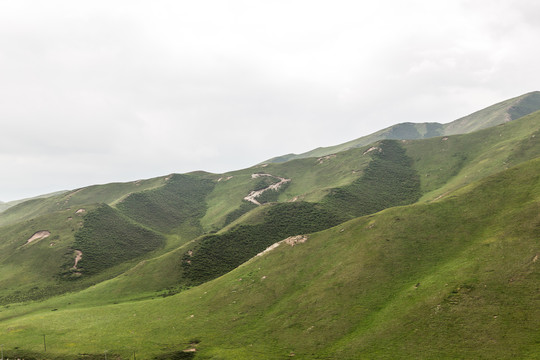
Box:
[265,91,540,163]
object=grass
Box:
[0,97,540,358]
[183,201,341,284]
[0,157,538,358]
[1,110,540,308]
[406,109,540,200]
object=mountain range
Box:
[266,91,540,163]
[0,92,538,359]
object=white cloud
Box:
[1,0,540,200]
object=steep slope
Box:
[0,94,537,358]
[199,146,371,232]
[0,157,538,359]
[267,91,540,163]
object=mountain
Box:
[0,93,538,359]
[266,91,540,163]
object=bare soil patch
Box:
[26,230,51,244]
[257,235,308,256]
[72,250,83,269]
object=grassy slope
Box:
[0,176,168,226]
[0,203,171,304]
[71,204,165,276]
[406,109,540,200]
[0,207,90,303]
[0,96,539,358]
[444,90,540,134]
[0,157,537,359]
[1,109,539,310]
[0,175,213,303]
[2,109,537,307]
[185,114,540,289]
[200,147,369,231]
[267,91,540,163]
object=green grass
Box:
[0,95,539,358]
[0,157,538,359]
[0,206,93,303]
[2,110,540,308]
[406,109,540,200]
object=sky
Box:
[1,0,540,201]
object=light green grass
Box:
[0,158,538,359]
[407,109,540,201]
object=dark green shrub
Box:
[72,205,164,275]
[322,140,421,219]
[117,174,215,233]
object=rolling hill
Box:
[266,91,540,163]
[0,154,538,359]
[0,93,538,359]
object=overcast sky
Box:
[1,0,540,201]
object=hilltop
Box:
[267,91,540,163]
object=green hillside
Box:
[70,204,165,276]
[444,90,540,134]
[0,156,537,359]
[1,106,540,307]
[405,109,540,200]
[267,91,540,163]
[0,93,539,358]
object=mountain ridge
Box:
[265,91,540,163]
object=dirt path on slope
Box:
[243,173,291,205]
